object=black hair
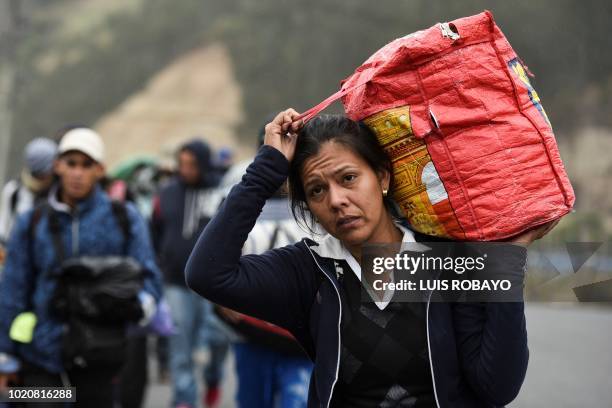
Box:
[288,114,395,233]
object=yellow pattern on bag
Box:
[363,106,463,238]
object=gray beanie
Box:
[24,137,58,175]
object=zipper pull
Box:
[334,261,344,282]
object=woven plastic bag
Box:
[298,10,574,240]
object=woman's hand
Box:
[507,219,560,246]
[264,108,304,163]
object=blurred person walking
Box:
[0,137,57,246]
[151,139,230,408]
[0,128,162,408]
[213,147,235,178]
[106,157,169,408]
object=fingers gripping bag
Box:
[299,10,574,240]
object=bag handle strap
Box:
[296,74,373,123]
[296,89,344,124]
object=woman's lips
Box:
[337,216,361,230]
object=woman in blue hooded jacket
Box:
[186,109,557,407]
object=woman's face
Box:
[301,141,390,249]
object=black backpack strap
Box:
[267,223,300,251]
[9,181,20,215]
[24,204,50,308]
[111,201,131,254]
[27,203,47,252]
[267,223,281,251]
[28,201,132,264]
[46,208,66,264]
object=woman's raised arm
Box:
[185,110,313,332]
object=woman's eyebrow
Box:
[303,164,359,187]
[332,164,359,175]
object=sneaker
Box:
[204,386,221,408]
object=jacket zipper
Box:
[426,290,441,408]
[304,242,342,408]
[71,212,79,256]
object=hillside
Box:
[95,43,251,168]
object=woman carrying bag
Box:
[186,109,557,407]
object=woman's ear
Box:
[377,168,391,192]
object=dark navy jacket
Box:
[152,140,220,286]
[186,145,529,408]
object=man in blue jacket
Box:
[0,128,162,407]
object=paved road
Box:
[145,350,236,408]
[145,304,612,408]
[511,303,612,407]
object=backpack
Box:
[28,201,143,370]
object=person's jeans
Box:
[166,285,230,407]
[234,343,313,408]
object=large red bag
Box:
[299,10,575,240]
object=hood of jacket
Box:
[180,139,219,188]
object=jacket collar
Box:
[306,220,434,310]
[48,183,105,215]
[309,220,418,278]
